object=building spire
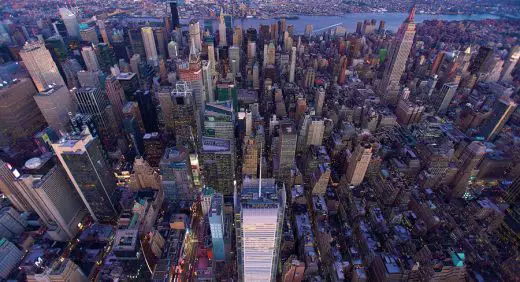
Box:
[189,38,198,63]
[407,4,416,22]
[258,147,262,197]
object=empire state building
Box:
[379,6,417,105]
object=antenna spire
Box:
[407,5,416,22]
[259,147,262,197]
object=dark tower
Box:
[169,1,180,29]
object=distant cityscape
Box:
[0,1,519,282]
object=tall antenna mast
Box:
[258,147,262,197]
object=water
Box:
[230,13,500,34]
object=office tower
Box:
[62,58,83,89]
[58,8,79,38]
[189,20,202,52]
[178,43,205,113]
[469,46,493,74]
[97,20,109,44]
[20,41,66,92]
[500,45,520,82]
[304,116,325,148]
[204,100,235,140]
[338,55,348,84]
[202,61,215,103]
[81,46,100,72]
[105,75,126,126]
[344,142,373,186]
[27,259,88,282]
[266,42,276,66]
[242,136,258,178]
[304,67,315,88]
[0,161,31,211]
[229,45,240,75]
[200,137,234,195]
[0,78,47,144]
[378,6,416,105]
[168,41,178,58]
[0,239,24,279]
[135,90,159,132]
[201,187,215,216]
[128,28,146,58]
[206,37,216,74]
[314,87,325,116]
[247,41,256,63]
[52,127,119,222]
[276,123,297,180]
[253,62,260,89]
[20,156,87,241]
[123,116,144,156]
[141,27,159,66]
[123,101,145,133]
[73,87,111,132]
[116,72,139,100]
[289,46,296,83]
[157,86,175,135]
[130,156,161,191]
[218,8,227,46]
[433,83,458,115]
[209,193,225,261]
[45,35,67,60]
[34,85,76,134]
[169,1,180,29]
[159,147,194,201]
[171,81,198,147]
[237,178,285,282]
[143,132,165,168]
[0,207,27,240]
[480,97,517,141]
[233,26,243,47]
[79,26,98,44]
[304,24,313,38]
[450,141,486,198]
[77,70,102,88]
[154,27,168,58]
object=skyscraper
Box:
[169,1,180,29]
[289,46,296,83]
[500,45,520,82]
[0,78,47,144]
[479,97,517,141]
[378,6,416,105]
[189,20,202,53]
[73,87,112,133]
[450,141,486,198]
[314,87,325,116]
[209,193,225,261]
[19,156,87,241]
[105,75,126,126]
[160,147,194,201]
[20,41,66,92]
[433,83,458,115]
[304,116,325,148]
[34,84,76,134]
[178,42,205,114]
[276,123,297,180]
[344,142,373,186]
[171,81,198,147]
[130,156,162,191]
[141,27,159,66]
[58,8,80,38]
[218,8,227,47]
[52,127,119,222]
[237,178,285,282]
[79,26,99,45]
[200,137,235,195]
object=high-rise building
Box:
[304,24,313,38]
[304,116,325,148]
[253,62,260,89]
[237,178,285,282]
[130,156,162,191]
[58,8,80,38]
[314,87,325,116]
[128,29,145,58]
[141,27,159,66]
[378,6,416,105]
[52,127,119,222]
[178,43,205,114]
[73,87,112,133]
[189,20,202,52]
[0,78,47,144]
[209,193,225,261]
[34,85,76,134]
[0,238,24,279]
[0,207,27,240]
[168,41,178,59]
[20,41,66,92]
[218,8,227,46]
[27,258,88,282]
[160,147,194,201]
[79,26,99,44]
[433,83,458,115]
[505,175,520,203]
[19,156,87,241]
[229,45,240,77]
[171,81,198,147]
[500,46,520,82]
[242,136,258,178]
[206,37,216,74]
[105,75,126,126]
[276,123,297,180]
[97,20,109,45]
[0,160,33,211]
[344,142,373,186]
[479,97,517,141]
[143,132,165,168]
[169,1,180,29]
[289,46,296,83]
[200,137,235,195]
[450,141,486,198]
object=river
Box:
[229,13,500,34]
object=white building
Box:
[20,41,66,92]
